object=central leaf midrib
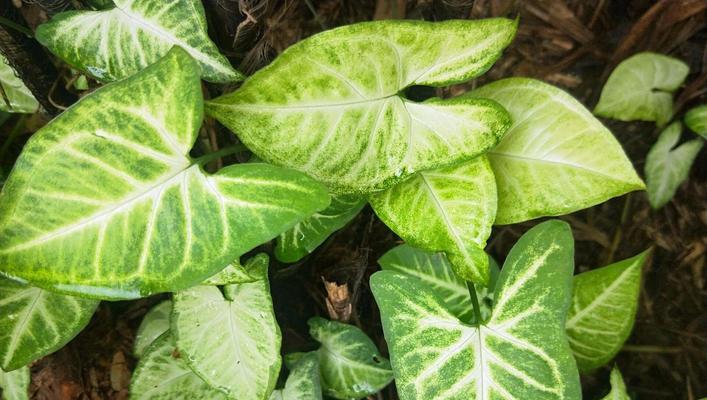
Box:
[224,92,400,111]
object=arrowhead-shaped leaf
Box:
[466,77,644,225]
[594,52,689,126]
[370,156,496,283]
[172,254,281,399]
[0,365,29,400]
[133,300,171,359]
[600,366,630,400]
[270,353,322,400]
[685,105,707,138]
[645,122,704,208]
[0,48,329,299]
[371,220,581,400]
[35,0,242,83]
[566,251,647,372]
[0,55,38,114]
[0,278,99,371]
[207,19,515,194]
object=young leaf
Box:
[594,52,689,126]
[130,332,227,400]
[371,220,581,400]
[133,300,171,359]
[0,365,29,400]
[370,156,496,283]
[0,48,329,299]
[0,278,99,371]
[0,55,38,114]
[308,317,393,399]
[466,78,644,225]
[645,122,704,208]
[270,353,322,400]
[601,366,630,400]
[35,0,242,83]
[207,19,516,194]
[566,251,648,372]
[275,195,366,263]
[684,104,707,139]
[172,254,280,400]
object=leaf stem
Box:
[193,144,248,166]
[0,16,33,37]
[467,281,483,325]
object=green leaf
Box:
[594,52,689,126]
[566,251,647,372]
[133,300,171,359]
[308,317,393,399]
[275,195,365,263]
[0,365,29,400]
[202,260,256,285]
[600,366,630,400]
[172,254,280,399]
[0,48,329,299]
[371,156,496,283]
[371,220,580,400]
[685,104,707,139]
[0,278,99,371]
[207,19,516,194]
[129,332,227,400]
[466,77,644,225]
[36,0,242,83]
[0,55,38,114]
[645,122,704,208]
[270,353,322,400]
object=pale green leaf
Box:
[0,48,329,300]
[466,77,644,225]
[0,365,29,400]
[172,254,280,399]
[208,19,516,194]
[567,251,647,372]
[129,332,227,400]
[371,156,496,283]
[308,317,393,399]
[594,52,689,126]
[36,0,242,83]
[270,353,322,400]
[202,260,255,285]
[0,278,99,371]
[0,55,38,114]
[684,105,707,139]
[600,366,630,400]
[645,122,704,208]
[133,300,171,359]
[275,195,365,263]
[371,220,580,400]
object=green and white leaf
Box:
[601,366,630,400]
[684,104,707,139]
[645,122,704,209]
[276,195,365,262]
[202,260,255,285]
[466,77,645,225]
[133,300,171,359]
[371,156,496,283]
[308,317,393,399]
[130,332,227,400]
[270,353,322,400]
[0,366,29,400]
[172,254,280,400]
[0,278,99,371]
[594,52,689,126]
[0,55,38,114]
[567,251,647,372]
[208,19,516,194]
[371,220,581,400]
[36,0,242,83]
[0,48,329,299]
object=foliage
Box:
[0,55,38,114]
[270,353,322,400]
[0,366,29,400]
[684,104,707,139]
[133,300,171,359]
[600,366,630,400]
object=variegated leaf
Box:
[36,0,242,83]
[567,251,647,372]
[600,366,630,400]
[466,78,644,225]
[0,55,38,113]
[275,195,365,263]
[684,104,707,139]
[594,52,689,126]
[371,220,581,400]
[172,254,280,399]
[370,156,496,283]
[202,260,255,285]
[270,353,322,400]
[0,278,99,371]
[0,366,29,400]
[208,19,516,194]
[308,317,393,399]
[133,300,171,359]
[0,48,329,299]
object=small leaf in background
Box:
[275,195,366,263]
[133,300,171,359]
[172,254,281,400]
[36,0,242,83]
[0,278,99,371]
[645,122,704,209]
[684,104,707,139]
[270,353,322,400]
[371,220,580,400]
[600,366,630,400]
[466,77,644,225]
[130,332,227,400]
[308,317,393,399]
[594,52,689,126]
[208,19,516,194]
[0,365,29,400]
[0,55,39,114]
[201,260,256,286]
[566,251,648,372]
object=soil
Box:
[0,0,705,399]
